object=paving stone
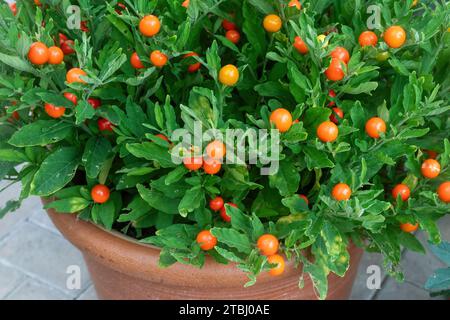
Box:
[0,262,25,299]
[77,285,98,300]
[437,214,450,242]
[0,221,91,298]
[350,252,385,300]
[5,279,71,300]
[373,277,438,300]
[29,208,60,235]
[0,184,41,241]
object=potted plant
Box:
[0,0,449,300]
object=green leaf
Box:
[31,147,80,196]
[165,166,188,185]
[0,52,36,75]
[0,149,28,162]
[75,100,96,125]
[44,197,90,213]
[178,187,204,217]
[303,146,334,169]
[8,120,74,147]
[269,158,300,196]
[397,232,425,254]
[82,137,112,179]
[91,200,115,230]
[126,142,175,168]
[341,82,378,95]
[214,246,243,263]
[211,228,252,254]
[137,184,180,214]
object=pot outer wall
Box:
[44,201,363,300]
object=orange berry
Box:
[332,183,351,201]
[400,222,418,233]
[267,254,285,276]
[365,117,386,138]
[150,50,168,67]
[270,108,293,133]
[317,121,339,142]
[421,159,441,179]
[139,15,161,37]
[257,234,279,256]
[384,26,406,48]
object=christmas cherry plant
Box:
[0,0,449,299]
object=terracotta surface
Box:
[44,200,363,300]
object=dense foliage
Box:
[0,0,449,299]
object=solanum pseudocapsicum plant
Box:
[0,0,449,299]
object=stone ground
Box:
[0,182,448,300]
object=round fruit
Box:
[384,26,406,48]
[139,15,161,37]
[365,117,386,138]
[58,33,68,45]
[332,183,352,201]
[330,47,350,64]
[91,184,110,204]
[317,121,339,142]
[270,108,293,133]
[222,19,236,31]
[87,98,101,109]
[11,111,19,121]
[325,58,345,81]
[80,21,89,32]
[98,118,113,131]
[421,159,440,179]
[28,42,49,65]
[328,89,336,106]
[60,40,75,55]
[293,36,308,54]
[130,52,144,69]
[220,202,237,222]
[206,140,226,160]
[209,196,224,212]
[150,50,168,67]
[63,92,78,105]
[288,0,301,10]
[154,134,169,143]
[203,159,222,175]
[66,68,87,84]
[219,64,239,86]
[298,194,309,205]
[392,184,411,201]
[183,156,203,171]
[183,52,201,73]
[257,234,279,256]
[44,103,65,118]
[48,46,64,64]
[196,230,217,251]
[329,107,344,124]
[267,254,285,276]
[400,222,418,233]
[226,30,240,44]
[182,0,190,8]
[263,14,282,33]
[376,51,390,62]
[34,0,41,6]
[359,31,378,47]
[437,181,450,203]
[424,150,437,159]
[9,3,17,16]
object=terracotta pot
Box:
[44,201,363,300]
